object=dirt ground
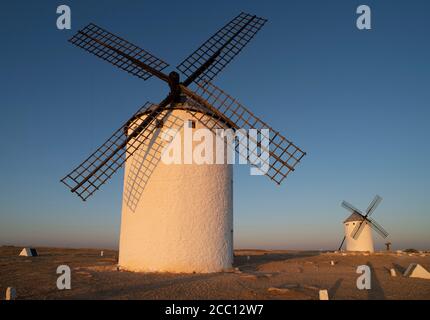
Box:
[0,246,429,300]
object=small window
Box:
[353,222,355,226]
[187,120,196,129]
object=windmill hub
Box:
[168,71,182,101]
[169,71,180,80]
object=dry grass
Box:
[1,246,429,300]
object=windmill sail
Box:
[180,81,305,185]
[344,195,387,240]
[61,102,171,201]
[351,219,367,240]
[178,12,267,86]
[341,200,364,216]
[69,23,169,81]
[367,217,389,238]
[351,216,389,240]
[365,195,382,217]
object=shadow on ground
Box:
[234,251,321,272]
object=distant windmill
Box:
[61,13,306,272]
[338,195,388,252]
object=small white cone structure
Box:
[403,263,430,280]
[343,213,374,252]
[19,248,38,257]
[119,103,233,273]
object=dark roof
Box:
[141,97,218,117]
[343,212,365,223]
[125,97,232,134]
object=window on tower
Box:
[187,120,196,129]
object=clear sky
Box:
[1,0,429,250]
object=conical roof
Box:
[343,212,365,223]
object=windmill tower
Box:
[343,212,374,252]
[338,195,389,252]
[61,13,306,273]
[119,103,234,272]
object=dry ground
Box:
[0,246,429,300]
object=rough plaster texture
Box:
[344,220,374,252]
[119,107,233,273]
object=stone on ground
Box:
[319,289,329,300]
[6,287,16,300]
[268,287,290,294]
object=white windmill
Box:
[61,13,306,273]
[338,195,389,252]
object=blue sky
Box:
[0,0,429,250]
